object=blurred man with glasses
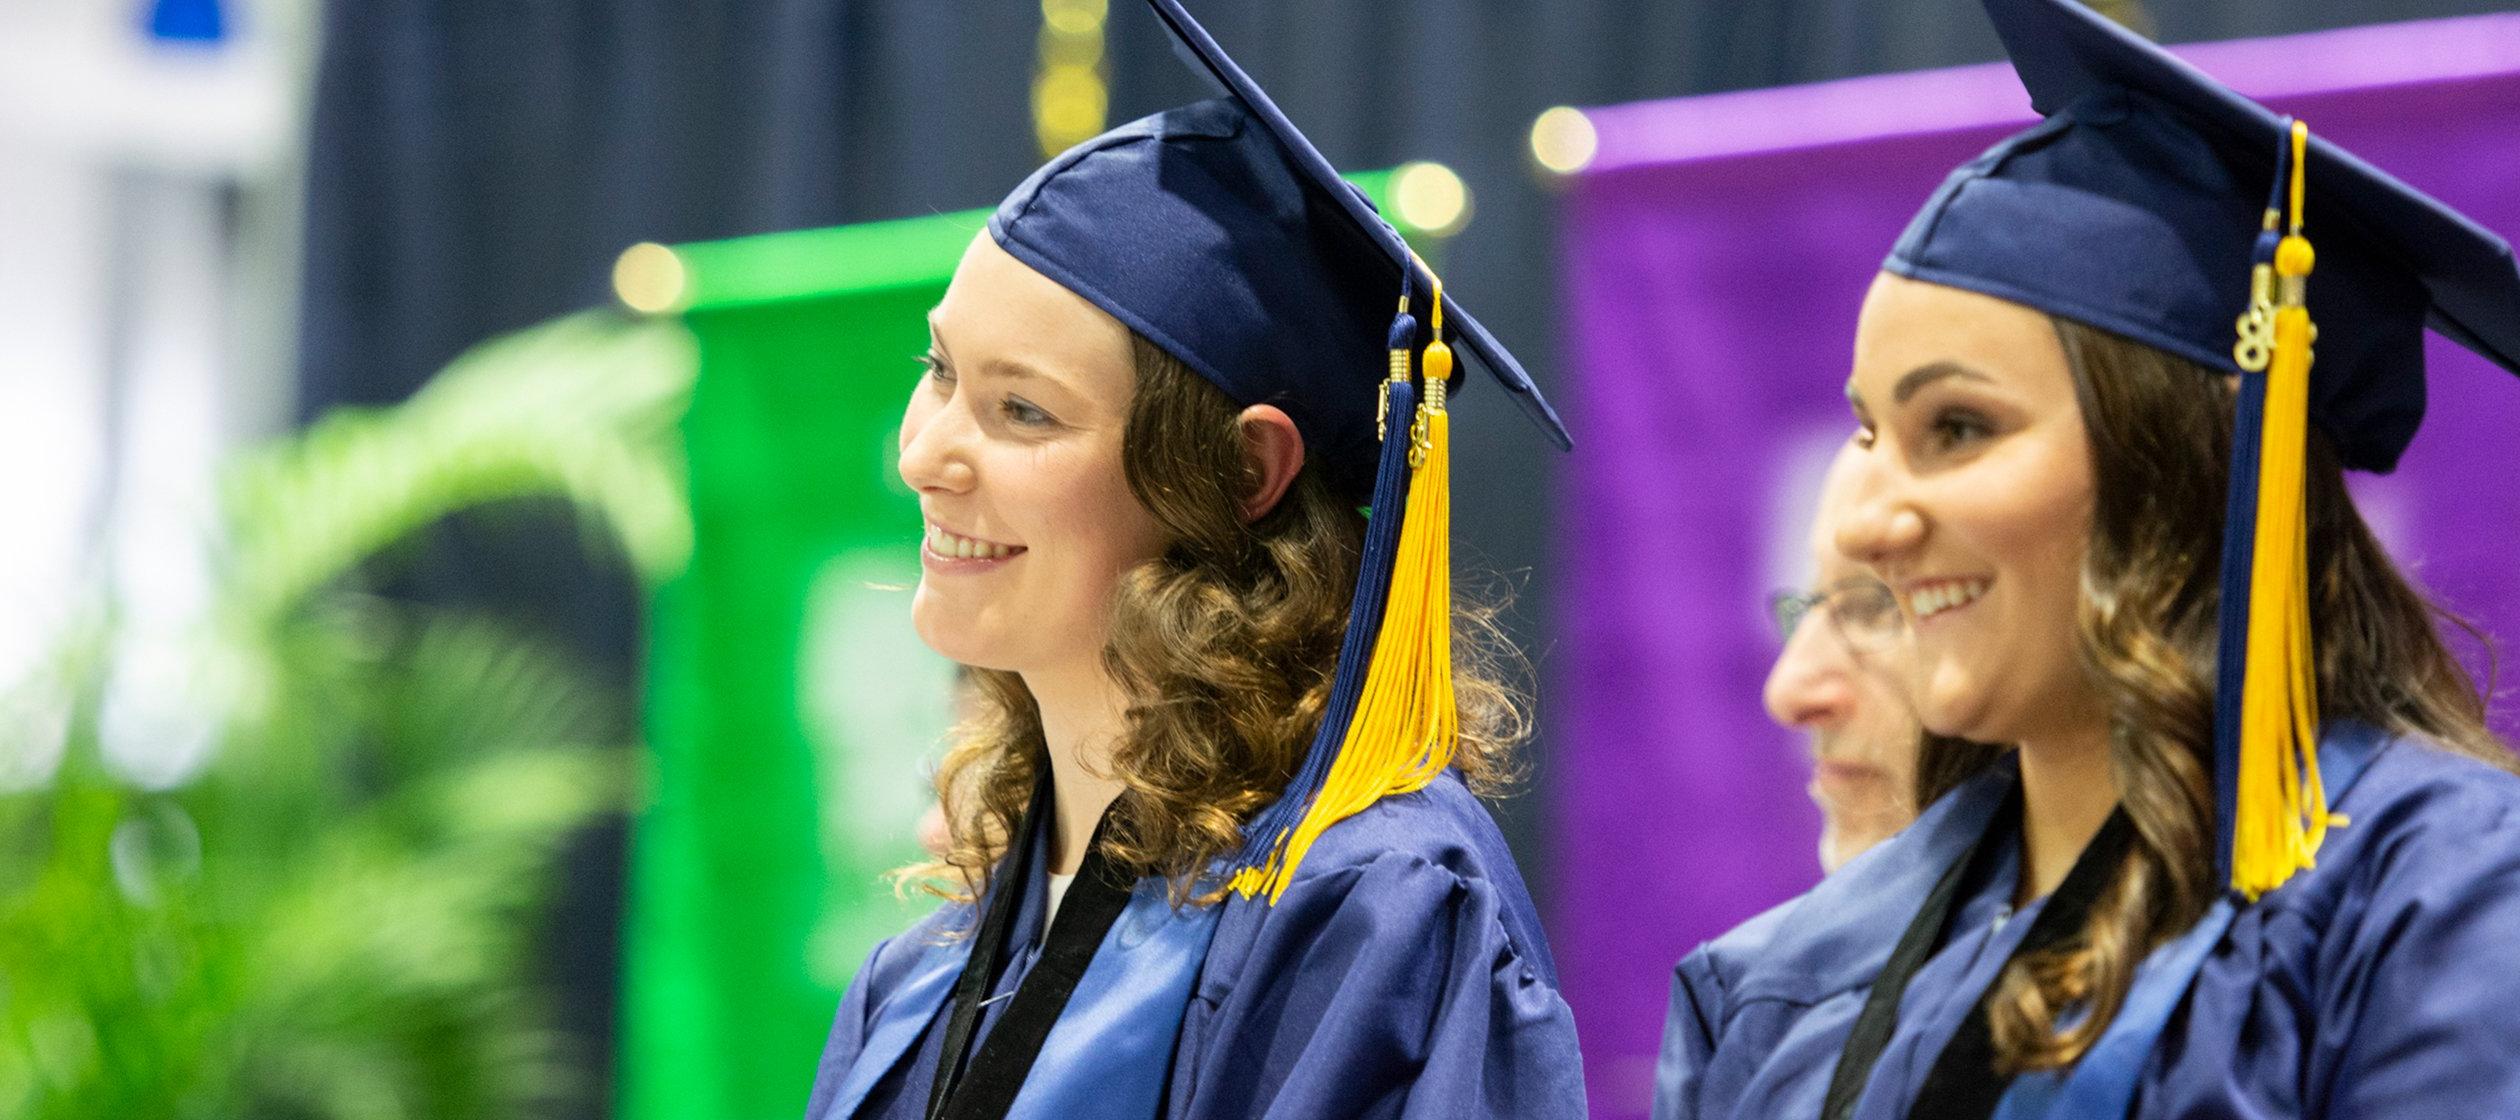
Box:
[1765,445,1918,872]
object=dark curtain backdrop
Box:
[294,1,2518,1113]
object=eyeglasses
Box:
[1767,576,1903,655]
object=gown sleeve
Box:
[1171,849,1586,1120]
[802,938,888,1120]
[2316,806,2520,1115]
[1653,949,1728,1120]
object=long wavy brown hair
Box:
[1913,318,2516,1073]
[901,334,1529,907]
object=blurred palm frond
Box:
[0,310,697,1120]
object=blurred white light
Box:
[0,679,72,792]
[111,800,204,906]
[99,629,226,791]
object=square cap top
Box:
[1889,0,2520,472]
[989,0,1568,497]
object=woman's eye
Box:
[916,352,954,388]
[1852,425,1878,451]
[1000,396,1054,427]
[1927,409,1991,450]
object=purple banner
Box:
[1551,15,2520,1117]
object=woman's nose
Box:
[1832,458,1924,572]
[897,397,977,495]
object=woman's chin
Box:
[911,590,1112,678]
[1915,667,1998,743]
[909,605,1002,670]
[926,641,1022,674]
[910,614,1070,676]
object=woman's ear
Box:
[1236,404,1305,522]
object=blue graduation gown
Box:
[806,772,1587,1120]
[1656,724,2520,1120]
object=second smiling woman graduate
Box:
[802,3,1585,1119]
[1658,1,2520,1118]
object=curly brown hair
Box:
[901,334,1529,906]
[1915,317,2516,1073]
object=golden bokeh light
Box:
[612,242,689,315]
[1391,161,1471,238]
[1529,106,1599,176]
[1035,0,1110,158]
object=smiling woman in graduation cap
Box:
[800,3,1585,1119]
[1655,2,2520,1119]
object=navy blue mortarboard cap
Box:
[1888,0,2520,473]
[988,0,1568,499]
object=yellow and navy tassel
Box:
[2225,120,2341,900]
[1229,275,1460,902]
[1226,299,1416,898]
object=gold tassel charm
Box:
[1380,294,1411,443]
[2233,206,2280,374]
[2231,120,2341,900]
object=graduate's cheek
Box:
[1921,426,2095,744]
[900,381,1047,669]
[1905,510,1998,737]
[1055,441,1167,655]
[995,433,1165,672]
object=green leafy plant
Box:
[0,311,697,1119]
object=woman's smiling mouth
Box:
[1905,576,1991,623]
[924,523,1029,567]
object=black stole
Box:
[925,780,1139,1120]
[1823,783,2137,1120]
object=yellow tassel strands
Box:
[1244,276,1460,904]
[2230,120,2343,900]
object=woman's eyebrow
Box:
[1892,360,1993,405]
[923,317,1056,385]
[982,357,1051,383]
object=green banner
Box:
[621,164,1462,1120]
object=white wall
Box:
[0,0,311,786]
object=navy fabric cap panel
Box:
[1888,0,2520,474]
[988,0,1567,499]
[992,99,1397,498]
